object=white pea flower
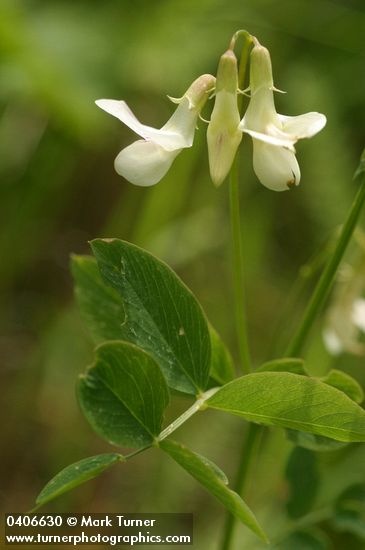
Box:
[239,41,326,191]
[323,261,365,356]
[96,74,215,186]
[207,48,242,186]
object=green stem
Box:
[157,387,220,442]
[230,159,251,375]
[124,445,152,461]
[220,424,263,550]
[229,31,253,376]
[285,174,365,357]
[220,32,256,550]
[237,37,252,113]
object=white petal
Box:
[95,99,186,151]
[114,140,180,186]
[278,112,326,140]
[252,141,301,192]
[161,97,198,147]
[241,127,295,150]
[239,88,296,150]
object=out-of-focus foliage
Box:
[1,0,365,548]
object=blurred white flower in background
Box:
[323,254,365,356]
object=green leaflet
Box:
[207,372,365,442]
[88,239,211,395]
[256,358,307,375]
[321,369,364,404]
[72,253,233,393]
[159,439,268,543]
[71,255,125,343]
[256,361,364,404]
[35,454,123,508]
[286,369,363,451]
[78,341,169,447]
[209,324,235,385]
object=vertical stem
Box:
[229,31,253,375]
[220,32,259,550]
[237,36,251,113]
[285,175,365,357]
[220,424,263,550]
[230,158,251,374]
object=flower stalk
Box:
[227,30,253,375]
[220,30,256,550]
[229,158,251,374]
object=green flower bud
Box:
[249,44,274,94]
[207,49,242,186]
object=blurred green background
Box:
[1,0,365,548]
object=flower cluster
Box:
[96,35,326,191]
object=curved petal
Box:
[161,97,198,148]
[239,87,282,128]
[278,112,326,140]
[95,99,186,151]
[114,140,180,186]
[241,127,295,150]
[252,141,301,192]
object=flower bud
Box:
[249,44,274,94]
[207,49,242,186]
